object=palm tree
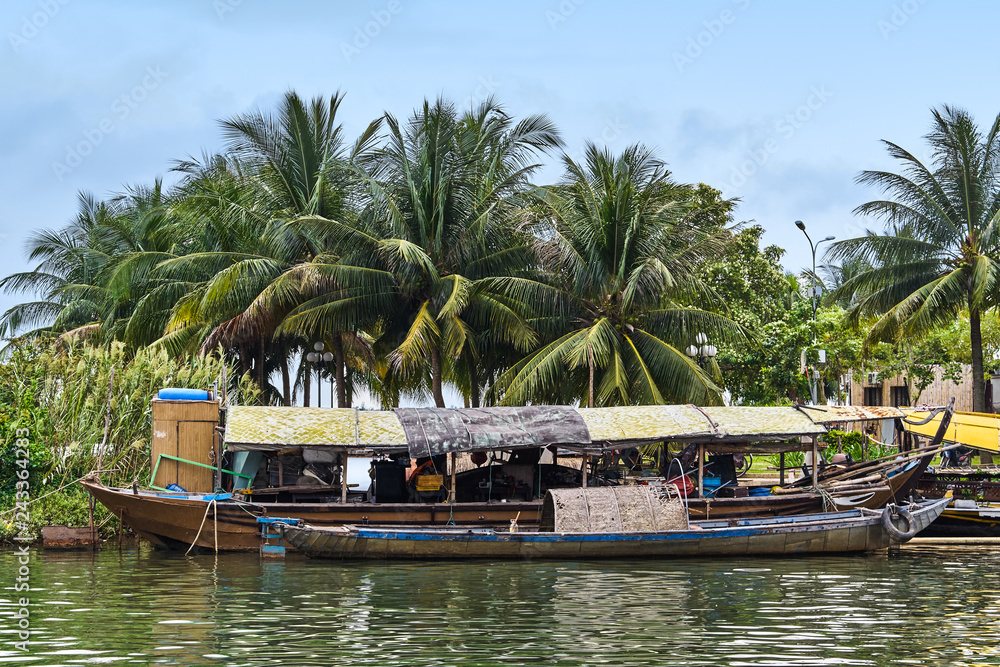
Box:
[277,97,562,407]
[831,105,1000,412]
[495,143,743,407]
[153,92,380,405]
[0,184,176,344]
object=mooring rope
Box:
[0,471,117,519]
[186,498,218,556]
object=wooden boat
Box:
[682,448,935,520]
[83,399,954,552]
[80,479,535,551]
[911,499,1000,538]
[276,488,952,560]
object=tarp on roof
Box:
[395,406,590,458]
[223,404,828,453]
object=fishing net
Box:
[540,486,687,532]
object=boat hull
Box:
[80,451,932,552]
[82,480,538,551]
[278,496,950,560]
[918,503,1000,538]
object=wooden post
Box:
[811,436,819,487]
[341,449,348,504]
[698,444,705,497]
[88,495,96,550]
[214,431,222,491]
[449,452,457,503]
[779,452,785,486]
[582,455,588,487]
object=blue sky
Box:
[1,0,996,325]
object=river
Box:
[2,543,1000,666]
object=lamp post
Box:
[306,342,334,407]
[795,221,835,404]
[685,332,717,368]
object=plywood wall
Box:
[151,399,220,492]
[850,365,974,411]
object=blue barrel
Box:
[157,387,210,401]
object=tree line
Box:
[4,96,999,411]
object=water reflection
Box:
[2,545,1000,665]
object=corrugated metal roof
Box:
[225,407,407,449]
[798,405,906,423]
[702,406,826,440]
[579,405,714,443]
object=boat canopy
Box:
[223,404,832,456]
[902,409,1000,453]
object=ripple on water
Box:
[2,547,1000,664]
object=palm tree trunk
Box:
[971,306,992,463]
[588,345,595,409]
[972,307,986,412]
[334,336,347,408]
[258,338,266,397]
[303,355,311,407]
[431,345,445,408]
[469,359,481,408]
[280,354,291,406]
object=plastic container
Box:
[157,387,211,401]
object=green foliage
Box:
[494,149,743,407]
[832,106,1000,412]
[0,340,243,536]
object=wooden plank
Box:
[151,399,218,492]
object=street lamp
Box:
[685,332,717,368]
[795,221,835,404]
[306,342,334,407]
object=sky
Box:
[1,0,997,342]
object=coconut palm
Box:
[153,92,380,405]
[831,106,1000,412]
[0,184,176,344]
[276,97,562,407]
[494,143,743,407]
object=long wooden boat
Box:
[82,400,954,552]
[79,450,931,551]
[81,479,535,551]
[277,492,952,560]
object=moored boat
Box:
[277,487,952,560]
[82,397,955,553]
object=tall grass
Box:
[1,340,258,538]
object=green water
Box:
[2,544,1000,666]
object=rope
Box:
[808,485,837,512]
[0,472,116,519]
[186,499,218,556]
